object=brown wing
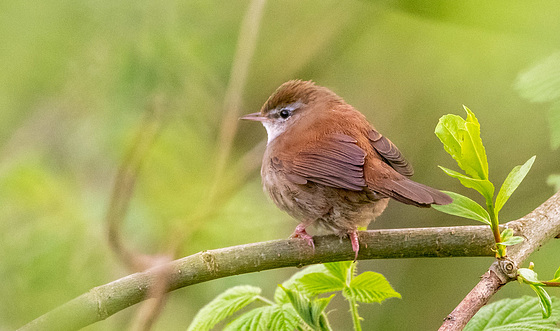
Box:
[368,129,414,177]
[367,130,451,205]
[286,133,367,191]
[376,176,452,207]
[365,157,452,206]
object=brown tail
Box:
[376,177,452,207]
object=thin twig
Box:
[128,255,174,331]
[209,0,267,201]
[175,0,268,249]
[106,94,166,271]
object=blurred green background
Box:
[1,0,559,330]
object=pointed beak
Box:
[240,112,266,122]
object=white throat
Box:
[262,121,284,144]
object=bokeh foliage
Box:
[1,1,559,330]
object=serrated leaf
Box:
[280,286,314,327]
[518,268,543,285]
[344,271,401,303]
[530,284,553,318]
[439,166,495,201]
[500,236,524,246]
[435,107,489,180]
[223,304,303,331]
[432,191,491,225]
[324,261,352,283]
[268,304,303,331]
[313,296,335,331]
[465,296,560,330]
[223,305,273,331]
[280,286,333,330]
[274,264,328,304]
[495,156,536,213]
[187,285,262,331]
[299,273,345,295]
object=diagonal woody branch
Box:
[439,190,560,331]
[19,191,560,331]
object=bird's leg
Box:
[349,229,360,262]
[290,223,315,251]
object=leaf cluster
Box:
[517,265,560,318]
[433,106,560,321]
[186,262,400,330]
[433,106,535,257]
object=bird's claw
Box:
[291,224,315,251]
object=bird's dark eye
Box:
[279,108,290,119]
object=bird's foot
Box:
[290,223,315,251]
[349,230,360,262]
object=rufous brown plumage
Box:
[241,80,451,260]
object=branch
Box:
[439,190,560,331]
[19,192,560,331]
[20,225,494,330]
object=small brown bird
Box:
[241,80,451,260]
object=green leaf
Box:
[223,305,273,331]
[344,271,401,303]
[187,285,262,331]
[268,304,303,331]
[518,268,543,285]
[439,166,495,201]
[435,107,489,180]
[499,235,524,246]
[313,296,334,331]
[530,284,553,318]
[463,107,490,179]
[435,114,464,167]
[274,264,327,304]
[299,273,345,295]
[495,156,536,213]
[499,229,523,247]
[465,296,560,330]
[552,266,560,282]
[323,261,352,283]
[431,191,491,225]
[501,228,514,241]
[224,304,303,331]
[280,286,334,331]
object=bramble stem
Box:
[349,297,362,331]
[348,263,362,331]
